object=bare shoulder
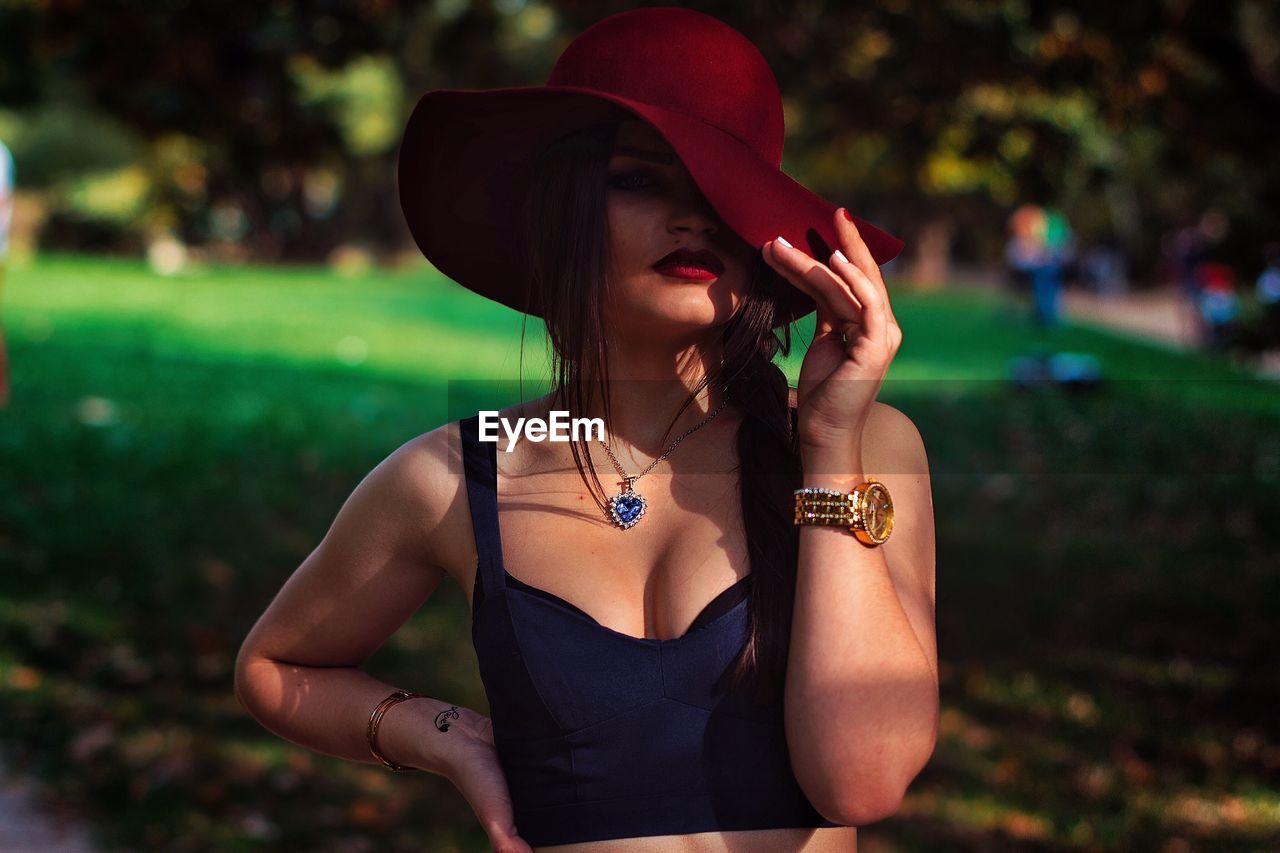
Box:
[784,389,919,463]
[404,394,561,583]
[235,420,475,669]
[392,418,479,587]
[862,401,929,476]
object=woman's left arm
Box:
[763,210,939,827]
[788,406,937,827]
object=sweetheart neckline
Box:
[501,568,753,645]
[485,427,753,645]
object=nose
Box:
[667,189,720,238]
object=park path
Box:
[0,757,97,852]
[1059,287,1196,350]
[1059,285,1280,377]
[944,265,1200,351]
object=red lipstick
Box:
[652,247,724,281]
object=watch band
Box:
[793,480,893,546]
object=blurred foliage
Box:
[290,54,405,158]
[0,100,142,188]
[0,257,1278,849]
[1,1,1278,277]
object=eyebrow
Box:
[612,145,675,165]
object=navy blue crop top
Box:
[459,414,843,846]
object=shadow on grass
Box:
[0,262,1278,850]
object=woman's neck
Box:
[553,333,733,455]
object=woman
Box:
[235,9,937,852]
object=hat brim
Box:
[398,85,905,329]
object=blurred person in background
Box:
[0,137,13,408]
[1037,207,1075,325]
[1164,221,1208,346]
[1196,262,1240,352]
[1249,240,1280,343]
[1003,204,1039,315]
[1163,214,1235,349]
[1004,204,1070,328]
[1081,237,1128,299]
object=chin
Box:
[607,273,745,332]
[630,299,739,334]
[650,274,742,320]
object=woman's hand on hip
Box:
[445,714,533,853]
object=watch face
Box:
[863,483,894,542]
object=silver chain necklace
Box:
[596,389,732,530]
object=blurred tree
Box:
[0,0,1274,284]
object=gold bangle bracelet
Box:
[367,690,427,772]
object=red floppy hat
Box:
[397,6,905,329]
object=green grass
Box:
[1,253,1277,851]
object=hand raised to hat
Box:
[763,208,903,467]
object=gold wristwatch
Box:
[793,479,894,546]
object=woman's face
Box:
[603,119,755,336]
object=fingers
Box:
[487,822,532,853]
[829,245,888,346]
[764,221,904,359]
[836,208,883,286]
[835,208,902,336]
[812,293,841,340]
[482,806,532,852]
[764,237,862,332]
[492,833,533,853]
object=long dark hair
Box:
[516,119,804,705]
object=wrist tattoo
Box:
[435,705,460,732]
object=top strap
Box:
[459,414,508,606]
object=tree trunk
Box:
[905,216,953,291]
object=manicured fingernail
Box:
[832,248,850,265]
[775,235,792,248]
[841,208,854,223]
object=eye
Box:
[608,170,658,191]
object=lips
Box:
[652,248,725,277]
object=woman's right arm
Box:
[233,424,530,851]
[233,422,475,770]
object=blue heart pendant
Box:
[608,489,647,530]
